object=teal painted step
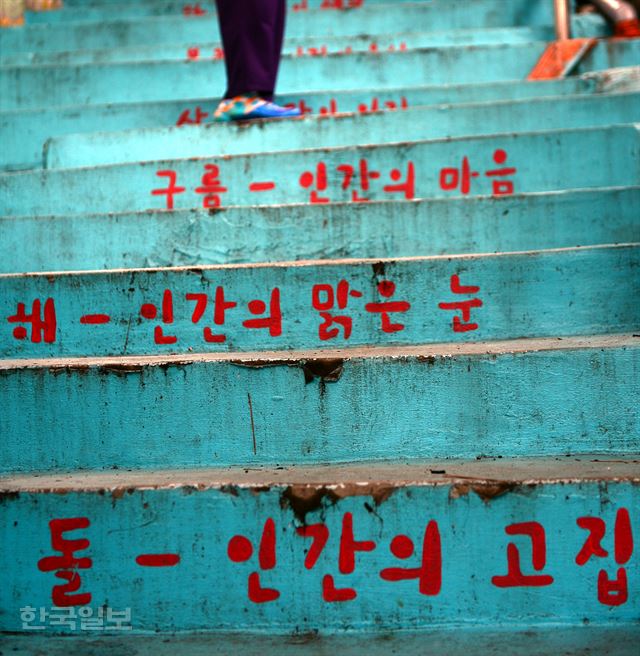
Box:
[3,626,640,656]
[0,335,637,472]
[1,26,560,67]
[6,12,615,67]
[6,68,640,173]
[2,125,640,216]
[5,39,640,112]
[25,0,419,25]
[45,92,640,169]
[1,244,638,358]
[0,44,547,112]
[2,187,638,273]
[0,458,638,632]
[24,0,217,23]
[577,38,640,76]
[0,1,556,55]
[27,0,546,24]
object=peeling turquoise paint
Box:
[6,70,639,172]
[1,244,639,358]
[2,27,563,67]
[1,0,555,55]
[2,0,640,645]
[0,44,545,112]
[3,627,640,656]
[23,0,218,24]
[1,188,638,273]
[3,40,640,112]
[0,336,637,472]
[0,476,638,633]
[44,92,640,169]
[3,125,640,217]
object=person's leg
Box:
[264,0,286,102]
[216,0,286,100]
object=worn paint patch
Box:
[449,479,520,503]
[281,483,396,523]
[301,359,344,384]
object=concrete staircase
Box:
[0,0,639,653]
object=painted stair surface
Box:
[1,187,637,272]
[43,91,640,168]
[1,244,639,358]
[0,459,639,632]
[4,39,640,112]
[1,0,639,649]
[4,125,640,216]
[1,335,638,473]
[3,627,640,656]
[4,67,640,172]
[1,13,614,66]
[0,0,557,54]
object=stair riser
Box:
[3,125,639,216]
[3,40,638,113]
[3,28,561,67]
[26,0,546,25]
[1,480,638,632]
[1,1,555,54]
[6,73,634,172]
[2,245,639,358]
[3,627,640,655]
[2,188,638,273]
[0,45,549,111]
[1,341,638,472]
[24,0,217,23]
[578,38,640,75]
[45,92,640,169]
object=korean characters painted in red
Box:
[6,272,486,351]
[576,508,634,606]
[6,298,116,348]
[438,274,482,333]
[492,508,635,607]
[140,287,281,345]
[176,96,409,124]
[299,160,415,204]
[151,160,416,211]
[439,149,516,197]
[228,514,442,603]
[8,298,57,344]
[311,278,411,340]
[293,0,364,11]
[38,517,180,608]
[38,518,93,607]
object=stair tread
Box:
[2,244,638,359]
[2,27,560,67]
[4,124,640,217]
[1,332,636,370]
[0,1,557,56]
[44,91,640,169]
[3,187,638,273]
[2,0,640,638]
[2,455,640,490]
[4,38,639,113]
[3,627,640,656]
[5,66,640,172]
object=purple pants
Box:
[215,0,286,101]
